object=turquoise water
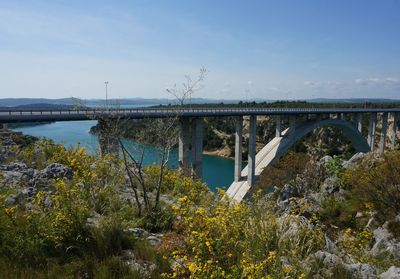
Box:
[15,121,235,191]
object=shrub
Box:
[342,151,400,222]
[163,191,322,278]
[255,151,311,192]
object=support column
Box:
[98,118,120,156]
[191,118,203,179]
[234,116,243,182]
[178,117,190,175]
[275,115,282,137]
[289,115,296,135]
[248,115,257,186]
[392,112,398,149]
[355,113,363,133]
[1,123,8,130]
[304,114,309,121]
[379,112,388,153]
[367,113,377,151]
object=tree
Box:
[119,68,207,218]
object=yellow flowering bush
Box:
[163,190,316,278]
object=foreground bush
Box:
[162,190,324,278]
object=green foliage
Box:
[203,123,224,150]
[255,151,311,192]
[387,220,400,239]
[342,151,400,222]
[325,155,343,177]
[319,196,358,229]
[141,206,174,233]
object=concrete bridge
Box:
[1,107,399,201]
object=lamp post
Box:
[104,81,109,110]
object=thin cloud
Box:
[354,77,400,86]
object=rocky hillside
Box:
[1,130,400,278]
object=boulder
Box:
[1,162,35,183]
[125,227,147,238]
[345,263,376,279]
[320,177,340,196]
[307,251,377,278]
[20,186,36,197]
[309,251,343,268]
[325,235,339,254]
[4,194,18,206]
[319,155,333,165]
[379,266,400,279]
[147,235,162,246]
[30,163,72,187]
[370,227,400,259]
[0,162,29,171]
[41,163,73,180]
[278,184,299,202]
[342,152,366,169]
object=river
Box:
[15,121,236,191]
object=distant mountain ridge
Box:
[0,97,399,108]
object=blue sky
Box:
[0,0,399,100]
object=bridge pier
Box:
[379,112,388,153]
[247,115,257,186]
[367,113,377,151]
[355,113,363,133]
[392,112,398,149]
[275,115,281,137]
[289,115,296,135]
[191,118,204,179]
[234,116,243,182]
[98,118,120,156]
[178,117,190,175]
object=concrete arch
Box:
[226,118,370,202]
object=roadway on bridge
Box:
[1,107,400,123]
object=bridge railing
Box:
[1,107,400,117]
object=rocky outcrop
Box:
[306,251,377,278]
[342,152,366,169]
[1,161,72,206]
[379,266,400,279]
[369,227,400,259]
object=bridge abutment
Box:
[234,116,243,182]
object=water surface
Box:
[15,121,235,191]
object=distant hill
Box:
[308,98,400,103]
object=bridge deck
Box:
[1,107,400,123]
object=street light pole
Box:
[104,81,109,110]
